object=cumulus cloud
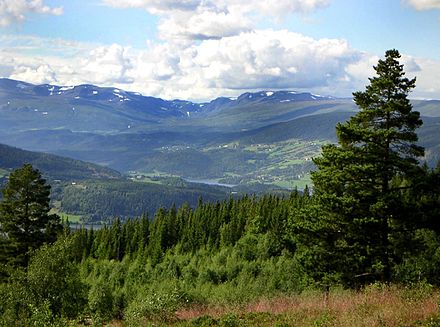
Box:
[2,0,439,101]
[407,58,440,99]
[9,64,58,84]
[80,44,134,84]
[102,0,330,15]
[101,0,200,13]
[122,29,363,100]
[0,0,63,26]
[1,30,357,99]
[404,0,440,10]
[401,55,422,73]
[158,9,252,40]
[0,39,134,87]
[2,31,440,101]
[344,53,378,87]
[187,30,358,90]
[225,0,331,17]
[344,52,440,100]
[102,0,330,41]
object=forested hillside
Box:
[58,179,235,221]
[0,143,121,181]
[0,143,237,220]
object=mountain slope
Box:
[0,143,121,181]
[1,78,439,186]
[0,78,203,134]
[0,143,237,221]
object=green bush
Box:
[26,237,87,318]
[190,315,218,327]
[88,279,114,323]
[218,313,240,327]
[0,237,87,326]
[124,282,189,326]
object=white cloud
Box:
[80,44,134,84]
[344,52,440,100]
[0,39,134,87]
[404,0,440,10]
[102,0,330,15]
[158,9,252,40]
[407,57,440,99]
[2,32,440,101]
[227,0,331,17]
[1,1,438,102]
[187,30,358,90]
[123,29,363,100]
[101,0,200,13]
[0,0,63,26]
[401,55,422,73]
[9,64,58,84]
[345,54,378,86]
[102,0,330,41]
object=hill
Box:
[0,143,121,182]
[0,143,238,221]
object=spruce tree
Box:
[301,49,424,285]
[0,164,61,266]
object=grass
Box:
[169,284,440,327]
[50,206,83,223]
[130,176,164,185]
[58,213,83,223]
[127,171,180,185]
[274,176,312,190]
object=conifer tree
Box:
[299,49,424,285]
[0,164,62,266]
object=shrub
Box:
[88,280,114,324]
[124,282,189,326]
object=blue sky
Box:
[1,0,439,101]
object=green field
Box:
[50,204,83,223]
[204,139,323,189]
[133,138,323,190]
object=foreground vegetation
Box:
[1,188,439,326]
[173,284,440,327]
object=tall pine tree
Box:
[298,49,424,286]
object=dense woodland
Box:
[1,50,440,326]
[56,179,234,221]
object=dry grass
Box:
[174,284,440,326]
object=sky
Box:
[0,0,440,101]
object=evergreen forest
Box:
[1,50,440,326]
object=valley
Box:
[0,143,236,222]
[1,78,440,222]
[2,79,439,186]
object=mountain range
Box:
[1,78,439,190]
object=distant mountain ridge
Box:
[1,78,439,186]
[0,78,337,122]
